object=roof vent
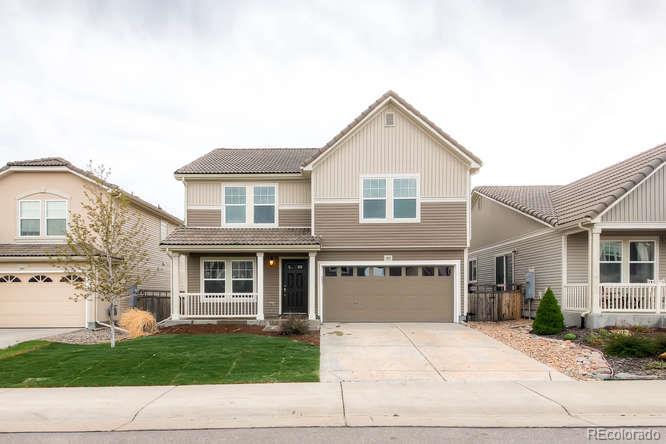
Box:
[384,112,395,127]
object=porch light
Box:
[267,256,277,268]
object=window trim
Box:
[629,240,656,283]
[17,199,42,238]
[221,183,278,228]
[468,258,478,283]
[359,174,420,223]
[44,199,68,237]
[599,237,659,284]
[200,256,256,301]
[494,252,514,290]
[600,239,623,283]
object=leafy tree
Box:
[53,164,151,347]
[532,288,564,335]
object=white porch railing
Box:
[599,283,664,313]
[563,284,588,311]
[179,293,258,318]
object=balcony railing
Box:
[599,283,663,313]
[179,293,258,318]
[563,284,588,311]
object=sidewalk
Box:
[1,380,665,432]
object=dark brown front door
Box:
[282,259,308,313]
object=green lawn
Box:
[0,334,319,387]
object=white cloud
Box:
[1,0,666,218]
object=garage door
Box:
[323,265,455,322]
[0,273,85,328]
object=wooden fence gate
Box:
[468,285,522,321]
[136,290,171,321]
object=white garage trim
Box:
[317,259,461,323]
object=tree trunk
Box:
[109,302,116,348]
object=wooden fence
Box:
[468,285,522,321]
[136,290,171,321]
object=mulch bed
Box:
[158,324,320,346]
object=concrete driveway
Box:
[320,323,570,382]
[0,328,78,349]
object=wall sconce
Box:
[267,256,278,268]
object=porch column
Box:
[170,252,181,320]
[256,252,265,320]
[590,226,602,314]
[308,252,317,320]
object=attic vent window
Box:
[384,112,395,127]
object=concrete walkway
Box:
[0,381,665,432]
[321,323,570,382]
[0,328,78,349]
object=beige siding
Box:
[602,164,666,222]
[314,202,466,248]
[312,103,469,200]
[185,179,310,209]
[472,230,563,301]
[187,209,221,227]
[317,249,465,318]
[566,231,588,283]
[279,209,310,227]
[471,194,548,250]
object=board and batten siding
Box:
[311,103,469,201]
[470,194,548,250]
[316,249,466,319]
[186,179,310,208]
[602,164,666,222]
[566,231,588,284]
[472,230,563,301]
[314,202,466,249]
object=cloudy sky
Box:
[2,0,666,218]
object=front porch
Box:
[561,227,666,327]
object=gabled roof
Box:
[303,90,483,168]
[474,143,666,227]
[175,148,319,175]
[161,227,320,247]
[474,185,561,226]
[0,157,182,226]
[175,90,483,176]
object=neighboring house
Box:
[0,158,182,328]
[470,143,666,328]
[161,90,482,324]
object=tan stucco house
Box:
[161,90,482,324]
[470,143,666,328]
[0,158,182,328]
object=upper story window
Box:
[19,200,41,236]
[360,175,419,223]
[18,199,68,237]
[223,184,277,227]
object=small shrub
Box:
[119,309,157,338]
[531,288,564,335]
[653,335,666,354]
[584,332,604,347]
[646,361,666,370]
[280,316,309,336]
[563,333,576,341]
[597,328,611,338]
[603,334,659,358]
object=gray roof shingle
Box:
[474,143,666,227]
[175,148,319,175]
[0,243,102,257]
[161,227,320,247]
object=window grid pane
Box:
[20,201,41,218]
[232,261,253,279]
[254,186,275,205]
[46,201,66,218]
[393,178,416,198]
[363,178,386,198]
[225,187,246,205]
[600,241,622,262]
[630,241,654,262]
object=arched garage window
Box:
[0,275,21,283]
[60,275,84,283]
[28,275,52,283]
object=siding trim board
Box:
[317,259,461,323]
[470,229,553,255]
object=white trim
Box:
[466,174,471,247]
[44,199,68,237]
[302,96,480,170]
[596,222,666,230]
[359,174,421,224]
[188,205,221,210]
[17,199,42,238]
[314,198,359,204]
[308,252,316,320]
[0,269,64,274]
[561,235,567,299]
[279,204,310,210]
[200,256,256,300]
[463,248,469,316]
[421,197,467,203]
[165,245,320,252]
[256,252,264,320]
[222,183,279,228]
[593,162,666,222]
[469,229,553,255]
[493,251,514,290]
[472,191,554,228]
[598,236,659,284]
[317,259,461,323]
[468,256,478,284]
[17,189,70,200]
[183,180,188,226]
[317,245,466,250]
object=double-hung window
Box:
[253,186,275,224]
[629,241,655,283]
[495,253,513,290]
[600,240,622,283]
[231,260,254,294]
[224,186,247,224]
[202,258,255,299]
[203,260,225,294]
[45,201,67,236]
[361,175,419,222]
[19,200,41,236]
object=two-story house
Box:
[0,158,182,328]
[161,91,482,324]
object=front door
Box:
[282,259,308,313]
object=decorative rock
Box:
[659,352,666,361]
